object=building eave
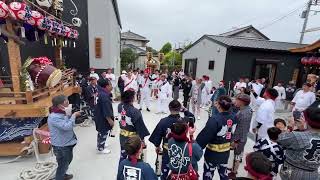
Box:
[290,39,320,53]
[112,0,122,28]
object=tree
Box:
[160,42,172,55]
[146,46,158,55]
[120,48,138,70]
[161,51,182,66]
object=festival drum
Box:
[25,57,62,88]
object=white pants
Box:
[140,89,151,109]
[157,98,168,113]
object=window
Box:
[209,60,215,70]
[95,38,102,59]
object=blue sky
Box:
[118,0,320,49]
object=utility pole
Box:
[300,0,313,44]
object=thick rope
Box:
[18,162,57,180]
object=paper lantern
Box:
[309,56,317,66]
[9,2,32,21]
[27,10,43,26]
[72,29,79,39]
[50,20,60,34]
[37,16,50,30]
[0,1,9,19]
[57,24,65,36]
[65,26,71,37]
[301,57,308,65]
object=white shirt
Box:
[234,82,247,91]
[158,80,172,99]
[251,83,264,95]
[273,86,286,100]
[254,98,276,139]
[89,72,99,80]
[138,76,151,92]
[292,90,316,111]
[105,73,116,87]
[124,76,138,92]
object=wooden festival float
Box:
[290,39,320,92]
[0,0,80,157]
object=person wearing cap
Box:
[236,152,273,180]
[89,68,99,80]
[251,88,278,140]
[278,101,320,180]
[273,81,286,110]
[196,95,237,180]
[94,79,114,154]
[149,100,195,180]
[117,136,157,180]
[210,80,227,117]
[118,90,150,163]
[48,95,81,180]
[228,94,253,179]
[138,69,152,112]
[291,82,316,112]
[156,74,172,114]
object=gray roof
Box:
[121,31,149,42]
[121,44,147,54]
[207,35,306,51]
[219,25,270,40]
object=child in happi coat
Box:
[236,152,273,180]
[167,121,203,179]
[253,127,285,177]
[117,136,157,180]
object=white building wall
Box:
[88,0,121,75]
[182,38,227,86]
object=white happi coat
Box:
[201,80,212,105]
[105,73,116,88]
[273,85,286,110]
[253,98,276,139]
[124,76,138,92]
[158,80,172,99]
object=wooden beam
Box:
[0,142,27,156]
[0,86,80,118]
[6,20,22,92]
[290,40,320,53]
[54,46,63,69]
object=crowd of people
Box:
[47,67,320,180]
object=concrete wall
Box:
[182,37,227,85]
[88,0,121,75]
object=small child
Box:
[274,118,287,132]
[117,136,157,180]
[236,152,273,180]
[253,127,285,177]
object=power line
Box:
[258,3,307,30]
